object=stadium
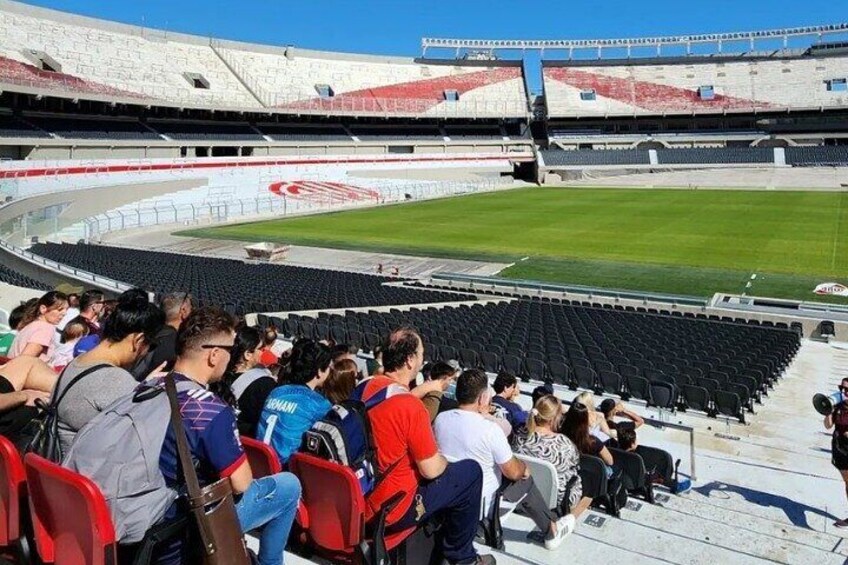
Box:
[0,0,847,563]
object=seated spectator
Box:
[599,398,644,440]
[264,326,288,358]
[49,318,89,371]
[131,292,193,380]
[574,391,613,443]
[617,427,638,452]
[0,356,57,446]
[75,290,106,337]
[532,383,554,406]
[333,342,368,377]
[512,395,593,520]
[435,370,574,550]
[9,291,68,362]
[491,372,529,429]
[323,357,359,404]
[420,360,459,423]
[0,299,34,357]
[156,307,300,565]
[258,339,332,464]
[359,328,494,565]
[214,326,277,438]
[54,288,164,454]
[562,402,615,472]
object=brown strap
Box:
[165,373,203,500]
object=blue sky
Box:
[24,0,848,56]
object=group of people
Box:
[0,288,661,565]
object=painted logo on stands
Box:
[268,180,380,202]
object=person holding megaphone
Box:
[822,378,848,528]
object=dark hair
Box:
[381,327,421,373]
[493,372,518,394]
[175,306,236,356]
[287,339,332,385]
[562,402,593,455]
[599,398,617,419]
[264,327,278,347]
[618,428,637,451]
[79,289,105,312]
[226,326,263,375]
[101,288,164,344]
[19,291,68,328]
[9,298,36,330]
[332,343,354,361]
[455,368,489,405]
[324,358,358,404]
[531,383,554,406]
[427,361,456,381]
[157,292,192,322]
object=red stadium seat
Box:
[288,453,419,563]
[0,435,26,554]
[242,437,282,477]
[24,453,117,565]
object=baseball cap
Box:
[73,335,101,357]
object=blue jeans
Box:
[236,472,301,565]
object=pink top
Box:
[9,320,57,362]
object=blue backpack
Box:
[300,379,406,495]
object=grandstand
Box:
[1,2,848,565]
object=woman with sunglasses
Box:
[54,288,164,455]
[825,378,848,527]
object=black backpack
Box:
[20,363,109,461]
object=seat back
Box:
[715,390,743,422]
[288,452,364,554]
[577,454,608,499]
[242,437,282,478]
[608,447,647,491]
[516,453,559,510]
[0,435,25,545]
[649,382,676,409]
[681,385,710,412]
[24,453,117,565]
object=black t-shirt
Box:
[236,375,277,439]
[131,325,178,381]
[0,375,38,444]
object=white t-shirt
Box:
[56,308,80,332]
[434,409,514,517]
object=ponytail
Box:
[19,291,68,329]
[528,395,562,436]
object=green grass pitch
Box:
[177,187,848,303]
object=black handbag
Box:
[21,363,109,461]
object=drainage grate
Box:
[584,514,607,528]
[715,432,741,441]
[655,493,671,504]
[625,500,643,512]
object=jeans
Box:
[236,472,301,565]
[390,460,483,565]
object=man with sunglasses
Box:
[825,378,848,527]
[156,307,300,565]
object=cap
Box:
[73,335,100,357]
[259,348,279,367]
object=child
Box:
[50,318,89,371]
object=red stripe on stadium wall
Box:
[545,67,777,112]
[0,154,530,180]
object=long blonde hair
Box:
[528,395,563,435]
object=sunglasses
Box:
[202,344,235,353]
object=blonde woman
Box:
[512,395,593,520]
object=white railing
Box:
[81,179,513,240]
[0,238,132,292]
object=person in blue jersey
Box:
[258,338,332,464]
[156,307,300,565]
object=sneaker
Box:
[544,514,576,550]
[675,478,692,494]
[473,555,497,565]
[834,518,848,528]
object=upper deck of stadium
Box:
[2,0,848,120]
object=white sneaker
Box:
[544,514,576,550]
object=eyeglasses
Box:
[202,344,235,353]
